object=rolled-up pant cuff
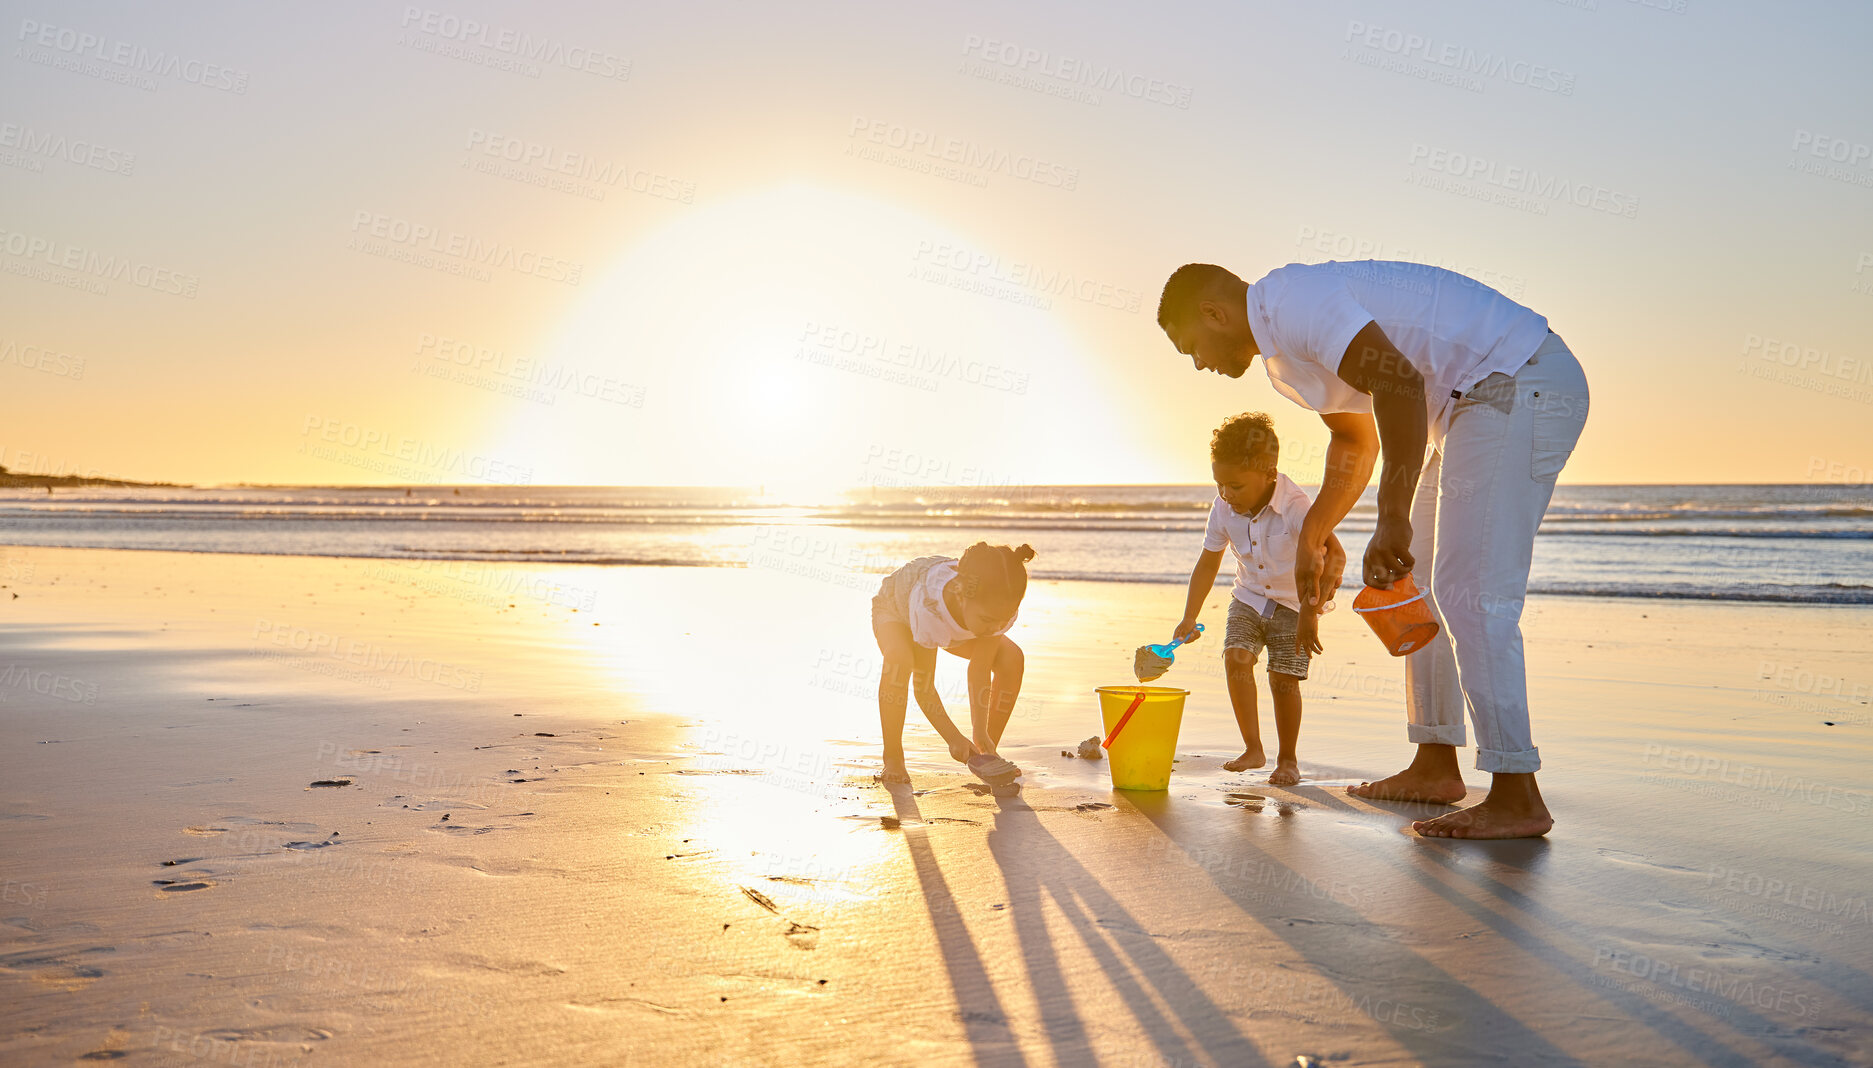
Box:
[1408,724,1467,746]
[1477,746,1540,774]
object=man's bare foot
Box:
[1347,768,1466,805]
[1222,746,1266,773]
[1413,795,1552,839]
[1267,760,1301,787]
[876,764,911,785]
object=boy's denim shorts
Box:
[1224,599,1309,679]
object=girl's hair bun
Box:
[957,542,1036,602]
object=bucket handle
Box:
[1352,590,1427,613]
[1102,689,1151,750]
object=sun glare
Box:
[481,183,1132,488]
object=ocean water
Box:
[0,483,1868,605]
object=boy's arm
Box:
[1295,599,1324,655]
[1177,549,1225,642]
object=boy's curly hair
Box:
[1211,412,1279,468]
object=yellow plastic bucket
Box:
[1095,686,1189,791]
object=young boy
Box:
[1170,413,1345,784]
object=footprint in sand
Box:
[153,878,216,892]
[307,779,352,788]
[78,1052,128,1061]
[0,946,113,989]
[1225,792,1300,813]
[740,886,780,913]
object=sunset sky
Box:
[3,0,1869,490]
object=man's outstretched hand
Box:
[1363,514,1415,589]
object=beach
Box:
[2,545,1868,1066]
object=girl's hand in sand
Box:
[1173,618,1203,644]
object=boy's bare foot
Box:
[1267,759,1301,787]
[1222,746,1266,773]
[1347,769,1466,804]
[1413,796,1553,839]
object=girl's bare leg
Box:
[984,638,1023,748]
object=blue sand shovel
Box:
[1133,623,1203,682]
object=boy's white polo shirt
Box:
[1243,260,1551,443]
[1203,473,1315,616]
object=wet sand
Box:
[1,546,1868,1066]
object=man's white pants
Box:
[1405,333,1590,773]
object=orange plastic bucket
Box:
[1352,573,1440,656]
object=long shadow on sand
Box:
[1134,790,1811,1067]
[980,797,1269,1067]
[1128,790,1588,1065]
[890,785,1032,1068]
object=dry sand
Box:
[1,546,1869,1066]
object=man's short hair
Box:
[1157,263,1243,331]
[1211,412,1279,468]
